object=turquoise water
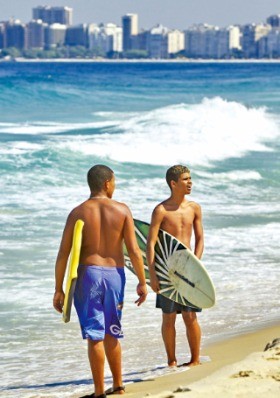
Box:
[0,61,280,397]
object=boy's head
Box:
[87,164,114,195]
[166,165,190,189]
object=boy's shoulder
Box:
[153,200,168,213]
[187,201,202,217]
[69,198,130,216]
[153,199,202,214]
[184,200,202,212]
[188,200,201,208]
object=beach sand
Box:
[73,323,280,398]
[119,323,279,398]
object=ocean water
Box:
[0,61,279,397]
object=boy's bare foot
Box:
[168,360,177,367]
[178,361,201,367]
[106,386,125,395]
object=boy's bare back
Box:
[69,198,131,267]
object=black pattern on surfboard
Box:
[124,219,198,308]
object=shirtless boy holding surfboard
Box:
[147,165,204,367]
[53,164,148,398]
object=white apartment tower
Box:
[228,26,241,50]
[44,23,67,49]
[89,23,123,55]
[167,30,185,55]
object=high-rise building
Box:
[137,30,149,52]
[44,23,67,49]
[167,30,185,55]
[255,24,271,57]
[185,25,202,58]
[267,14,280,28]
[104,23,123,53]
[215,29,230,58]
[148,24,169,58]
[241,24,271,58]
[27,20,46,49]
[65,24,88,47]
[255,24,271,42]
[260,29,280,57]
[88,24,106,56]
[0,23,5,48]
[89,23,122,55]
[240,24,257,58]
[122,14,138,52]
[185,24,215,58]
[228,26,241,50]
[5,19,26,49]
[33,6,73,26]
[185,24,232,59]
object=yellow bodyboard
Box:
[63,219,84,323]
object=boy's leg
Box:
[87,339,105,396]
[103,267,125,392]
[182,311,201,366]
[104,334,124,392]
[162,312,177,366]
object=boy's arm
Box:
[53,213,76,313]
[193,203,204,259]
[146,206,163,293]
[123,208,148,306]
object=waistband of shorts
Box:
[79,264,125,271]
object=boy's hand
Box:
[53,291,65,313]
[135,283,148,306]
[150,274,160,293]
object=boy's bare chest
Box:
[161,209,194,234]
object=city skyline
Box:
[0,0,280,29]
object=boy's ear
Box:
[170,180,176,189]
[104,180,110,191]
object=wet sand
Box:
[122,322,280,398]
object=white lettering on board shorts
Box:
[110,324,124,337]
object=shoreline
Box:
[2,57,280,64]
[73,321,280,398]
[125,321,280,398]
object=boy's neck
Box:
[89,190,110,199]
[169,193,187,204]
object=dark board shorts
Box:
[156,294,202,314]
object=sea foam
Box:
[1,97,279,168]
[58,97,280,167]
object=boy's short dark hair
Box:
[87,164,114,194]
[166,165,190,189]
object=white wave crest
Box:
[2,97,279,167]
[62,97,280,166]
[0,121,114,135]
[196,170,262,181]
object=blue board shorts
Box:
[156,294,202,313]
[74,265,126,340]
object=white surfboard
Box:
[124,219,215,309]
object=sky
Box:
[0,0,279,29]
